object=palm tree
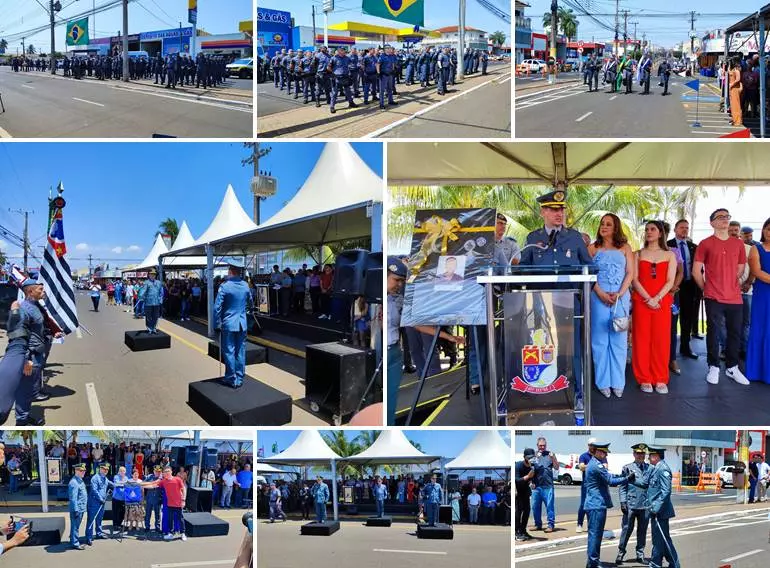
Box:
[282,237,372,266]
[26,44,36,55]
[489,31,507,48]
[559,8,578,42]
[321,431,364,478]
[156,218,179,243]
[0,39,8,53]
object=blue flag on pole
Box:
[685,79,700,91]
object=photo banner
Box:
[46,458,62,483]
[362,0,425,27]
[400,208,495,327]
[504,290,577,420]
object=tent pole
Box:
[38,430,49,513]
[370,201,383,253]
[192,430,201,489]
[760,16,766,138]
[331,458,339,521]
[207,245,215,338]
[723,33,730,116]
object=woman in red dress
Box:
[632,221,677,394]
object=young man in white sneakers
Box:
[693,208,749,386]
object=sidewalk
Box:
[257,66,510,138]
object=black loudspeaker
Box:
[364,252,383,304]
[447,474,460,492]
[170,446,187,468]
[417,523,453,540]
[305,342,376,417]
[439,505,453,524]
[204,448,218,469]
[187,487,213,513]
[184,445,200,467]
[184,512,229,537]
[333,249,368,296]
[8,517,64,546]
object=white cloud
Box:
[111,246,123,254]
[75,243,89,251]
[127,245,141,252]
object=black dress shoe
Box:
[16,417,45,426]
[681,351,699,360]
[692,334,704,340]
[615,552,624,564]
[35,392,51,402]
[636,554,649,566]
[404,365,417,373]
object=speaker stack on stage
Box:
[188,375,292,426]
[439,505,453,525]
[366,516,392,527]
[184,445,200,466]
[207,340,266,365]
[186,487,213,513]
[417,523,454,540]
[170,446,187,468]
[203,447,218,468]
[183,512,229,537]
[7,517,65,546]
[124,330,171,351]
[300,521,340,536]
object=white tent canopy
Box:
[162,430,253,443]
[444,430,512,471]
[193,184,257,246]
[260,430,341,465]
[163,221,208,268]
[346,430,440,465]
[131,233,169,272]
[255,462,289,475]
[387,142,770,186]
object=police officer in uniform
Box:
[404,49,416,85]
[86,463,114,545]
[300,50,316,104]
[583,441,634,568]
[587,53,599,92]
[348,47,361,98]
[658,58,671,96]
[327,47,357,114]
[144,465,163,534]
[481,50,489,74]
[311,476,330,523]
[361,47,379,104]
[617,443,653,565]
[68,463,88,550]
[437,47,451,95]
[314,46,332,106]
[139,269,163,334]
[421,474,443,526]
[645,447,680,568]
[214,260,252,388]
[281,49,294,93]
[639,49,653,95]
[271,51,282,88]
[376,45,397,110]
[291,50,303,99]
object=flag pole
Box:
[693,84,701,128]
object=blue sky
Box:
[0,0,252,54]
[522,0,758,48]
[0,142,383,270]
[259,0,511,39]
[257,429,511,460]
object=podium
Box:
[478,265,597,426]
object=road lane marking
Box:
[721,549,765,562]
[151,562,235,568]
[609,95,617,100]
[373,549,447,555]
[73,97,105,107]
[111,85,253,113]
[21,84,35,89]
[575,111,593,122]
[85,382,105,425]
[157,325,208,356]
[0,125,11,138]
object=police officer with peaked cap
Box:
[644,446,680,568]
[214,258,253,388]
[68,463,88,550]
[617,443,653,565]
[583,441,634,568]
[86,462,114,544]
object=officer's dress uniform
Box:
[348,51,361,97]
[86,471,114,543]
[422,480,443,525]
[646,456,680,568]
[214,274,252,388]
[373,482,389,517]
[68,472,88,549]
[311,481,330,522]
[583,454,630,568]
[0,297,46,425]
[618,456,652,563]
[140,278,163,333]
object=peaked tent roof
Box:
[255,462,289,475]
[168,143,383,257]
[347,430,440,465]
[163,220,208,267]
[170,221,195,251]
[444,430,512,471]
[133,233,169,271]
[260,430,342,466]
[193,184,257,246]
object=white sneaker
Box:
[599,388,611,398]
[640,383,653,393]
[612,388,624,398]
[576,524,583,533]
[163,533,174,541]
[706,366,720,384]
[726,366,750,385]
[655,383,669,394]
[181,533,187,541]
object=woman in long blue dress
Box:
[588,214,635,398]
[746,218,770,384]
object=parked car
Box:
[517,59,546,74]
[558,462,583,485]
[717,465,735,487]
[226,57,253,79]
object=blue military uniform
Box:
[583,443,631,568]
[291,51,303,99]
[314,48,332,106]
[404,50,415,84]
[300,53,316,104]
[281,51,293,92]
[68,466,88,549]
[421,479,443,526]
[86,465,114,543]
[373,481,389,517]
[481,51,489,74]
[144,469,163,532]
[214,266,252,388]
[644,449,679,568]
[437,50,450,95]
[328,51,356,113]
[311,480,330,522]
[348,50,361,97]
[377,48,397,109]
[362,51,379,104]
[617,443,653,564]
[139,275,163,333]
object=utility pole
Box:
[614,0,619,56]
[49,0,55,74]
[312,5,317,51]
[88,254,93,277]
[458,0,466,81]
[22,37,25,57]
[244,143,273,225]
[622,10,629,56]
[689,11,697,57]
[122,0,129,82]
[10,208,32,272]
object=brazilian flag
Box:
[66,17,89,46]
[362,0,424,27]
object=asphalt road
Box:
[257,520,510,568]
[515,74,748,138]
[0,68,253,138]
[5,510,248,568]
[229,77,253,91]
[516,509,770,567]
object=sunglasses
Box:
[712,214,731,221]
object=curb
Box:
[515,506,770,552]
[515,77,581,93]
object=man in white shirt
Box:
[92,444,104,468]
[50,443,65,459]
[221,467,239,509]
[757,455,770,502]
[467,487,482,524]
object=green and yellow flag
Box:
[362,0,424,27]
[66,18,89,46]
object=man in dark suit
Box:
[669,219,701,359]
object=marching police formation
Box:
[10,53,229,90]
[268,44,491,114]
[578,49,673,96]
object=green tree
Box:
[321,431,364,478]
[26,44,36,55]
[282,237,372,266]
[0,39,9,53]
[156,218,179,243]
[559,8,578,42]
[0,248,6,266]
[489,31,507,48]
